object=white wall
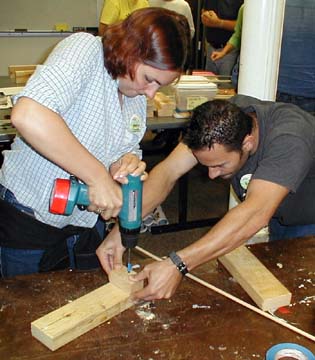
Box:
[0,0,105,76]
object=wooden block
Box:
[108,267,142,293]
[146,98,156,118]
[8,65,37,79]
[14,69,35,84]
[31,268,143,351]
[219,246,292,311]
[154,92,175,117]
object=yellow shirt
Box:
[100,0,149,25]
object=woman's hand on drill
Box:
[110,153,147,184]
[96,224,125,274]
[87,170,122,220]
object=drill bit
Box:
[127,248,132,273]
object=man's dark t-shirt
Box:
[229,95,315,226]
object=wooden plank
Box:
[8,65,37,79]
[136,246,315,343]
[154,92,176,117]
[219,246,292,311]
[31,267,143,351]
[14,69,35,84]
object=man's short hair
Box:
[183,99,253,152]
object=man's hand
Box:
[130,259,183,301]
[96,224,125,274]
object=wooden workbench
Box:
[0,237,314,359]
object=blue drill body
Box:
[64,177,90,215]
[118,175,143,272]
[50,174,143,271]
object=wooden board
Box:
[31,268,143,351]
[154,92,176,117]
[8,65,37,79]
[14,70,35,84]
[219,246,292,311]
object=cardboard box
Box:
[173,75,217,112]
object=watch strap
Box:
[169,251,188,276]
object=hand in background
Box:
[211,50,226,61]
[201,10,221,28]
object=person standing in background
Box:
[149,0,195,39]
[201,0,243,75]
[276,0,315,115]
[210,4,243,87]
[210,5,243,67]
[98,0,149,35]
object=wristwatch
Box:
[169,251,189,276]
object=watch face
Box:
[169,251,188,275]
[177,262,188,275]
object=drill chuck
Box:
[120,228,140,249]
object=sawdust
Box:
[298,295,315,305]
[192,304,211,309]
[209,345,263,359]
[218,345,227,351]
[136,310,156,321]
[0,304,9,312]
[135,302,156,321]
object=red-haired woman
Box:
[0,8,190,277]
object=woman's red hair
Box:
[102,7,190,79]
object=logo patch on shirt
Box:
[240,174,252,190]
[129,114,142,133]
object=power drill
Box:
[49,174,143,272]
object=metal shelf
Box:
[0,31,73,38]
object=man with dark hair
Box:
[97,94,315,301]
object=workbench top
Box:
[1,238,315,359]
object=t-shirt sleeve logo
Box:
[240,173,252,190]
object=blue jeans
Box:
[276,92,315,115]
[0,184,105,278]
[205,43,239,76]
[269,217,315,241]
